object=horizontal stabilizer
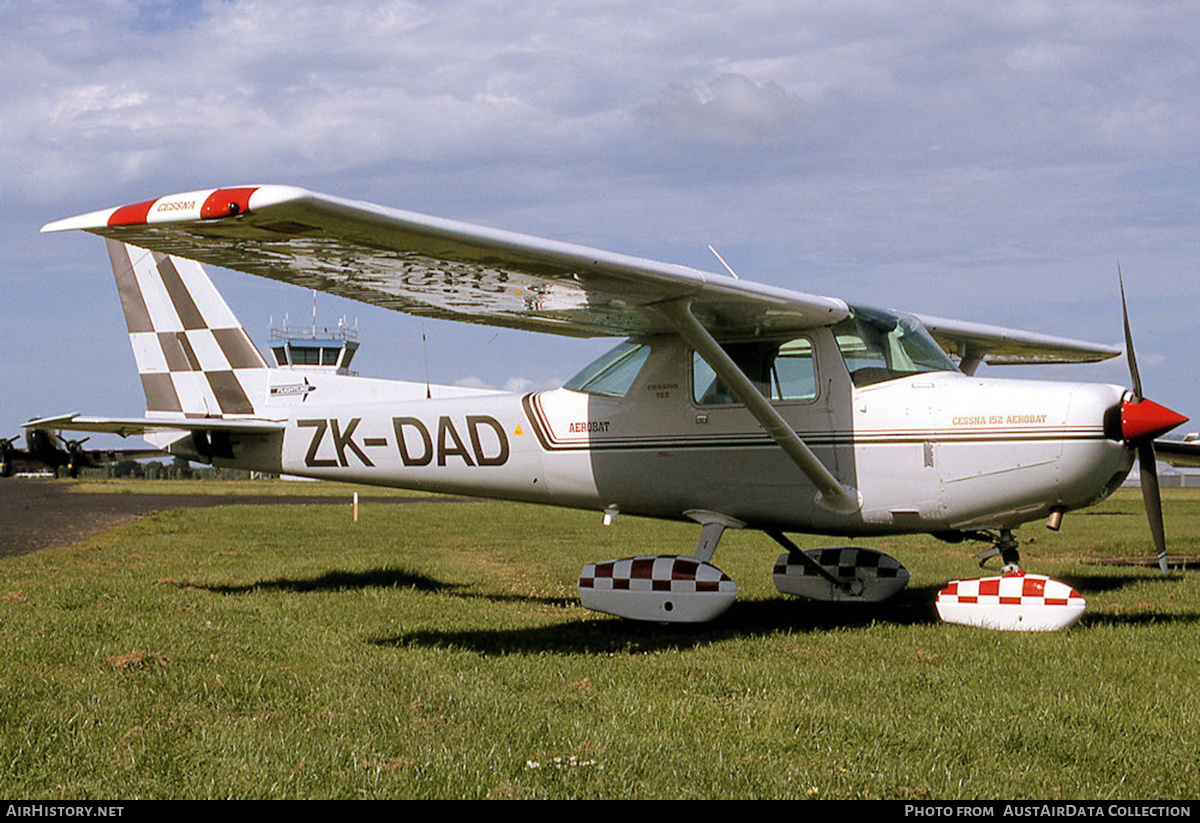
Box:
[25,413,285,439]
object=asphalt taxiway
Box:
[0,479,467,558]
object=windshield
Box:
[833,306,955,387]
[563,341,650,397]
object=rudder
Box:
[106,239,269,418]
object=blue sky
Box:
[2,0,1198,444]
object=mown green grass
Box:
[2,484,1199,799]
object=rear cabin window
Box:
[692,336,817,405]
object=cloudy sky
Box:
[2,1,1198,445]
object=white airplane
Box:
[30,185,1189,630]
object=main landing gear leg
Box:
[766,530,854,596]
[692,520,727,563]
[767,532,911,602]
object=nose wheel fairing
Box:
[937,571,1086,631]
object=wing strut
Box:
[654,298,862,515]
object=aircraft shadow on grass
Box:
[1056,572,1180,595]
[195,566,463,596]
[364,581,952,655]
[184,565,1198,655]
[366,595,942,656]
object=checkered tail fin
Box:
[106,239,270,418]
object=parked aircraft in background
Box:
[28,185,1189,630]
[0,430,161,478]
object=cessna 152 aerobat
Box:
[30,185,1190,630]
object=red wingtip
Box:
[107,199,156,226]
[1122,398,1189,442]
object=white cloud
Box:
[638,73,806,145]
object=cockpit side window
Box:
[692,336,818,406]
[833,306,955,387]
[564,341,651,397]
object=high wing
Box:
[42,186,846,338]
[1154,437,1200,468]
[43,185,1118,363]
[918,315,1122,370]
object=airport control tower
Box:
[267,305,360,376]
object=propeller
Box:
[54,434,91,453]
[1119,269,1188,575]
[55,434,91,477]
[0,434,19,478]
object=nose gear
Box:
[971,529,1022,571]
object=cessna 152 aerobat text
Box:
[31,185,1189,630]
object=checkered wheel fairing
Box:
[936,572,1086,631]
[773,546,907,581]
[772,546,911,602]
[938,572,1084,608]
[580,555,736,594]
[578,555,738,622]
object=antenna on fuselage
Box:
[707,245,740,280]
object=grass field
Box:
[2,481,1199,799]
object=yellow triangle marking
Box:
[513,424,525,436]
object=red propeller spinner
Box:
[1122,397,1189,443]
